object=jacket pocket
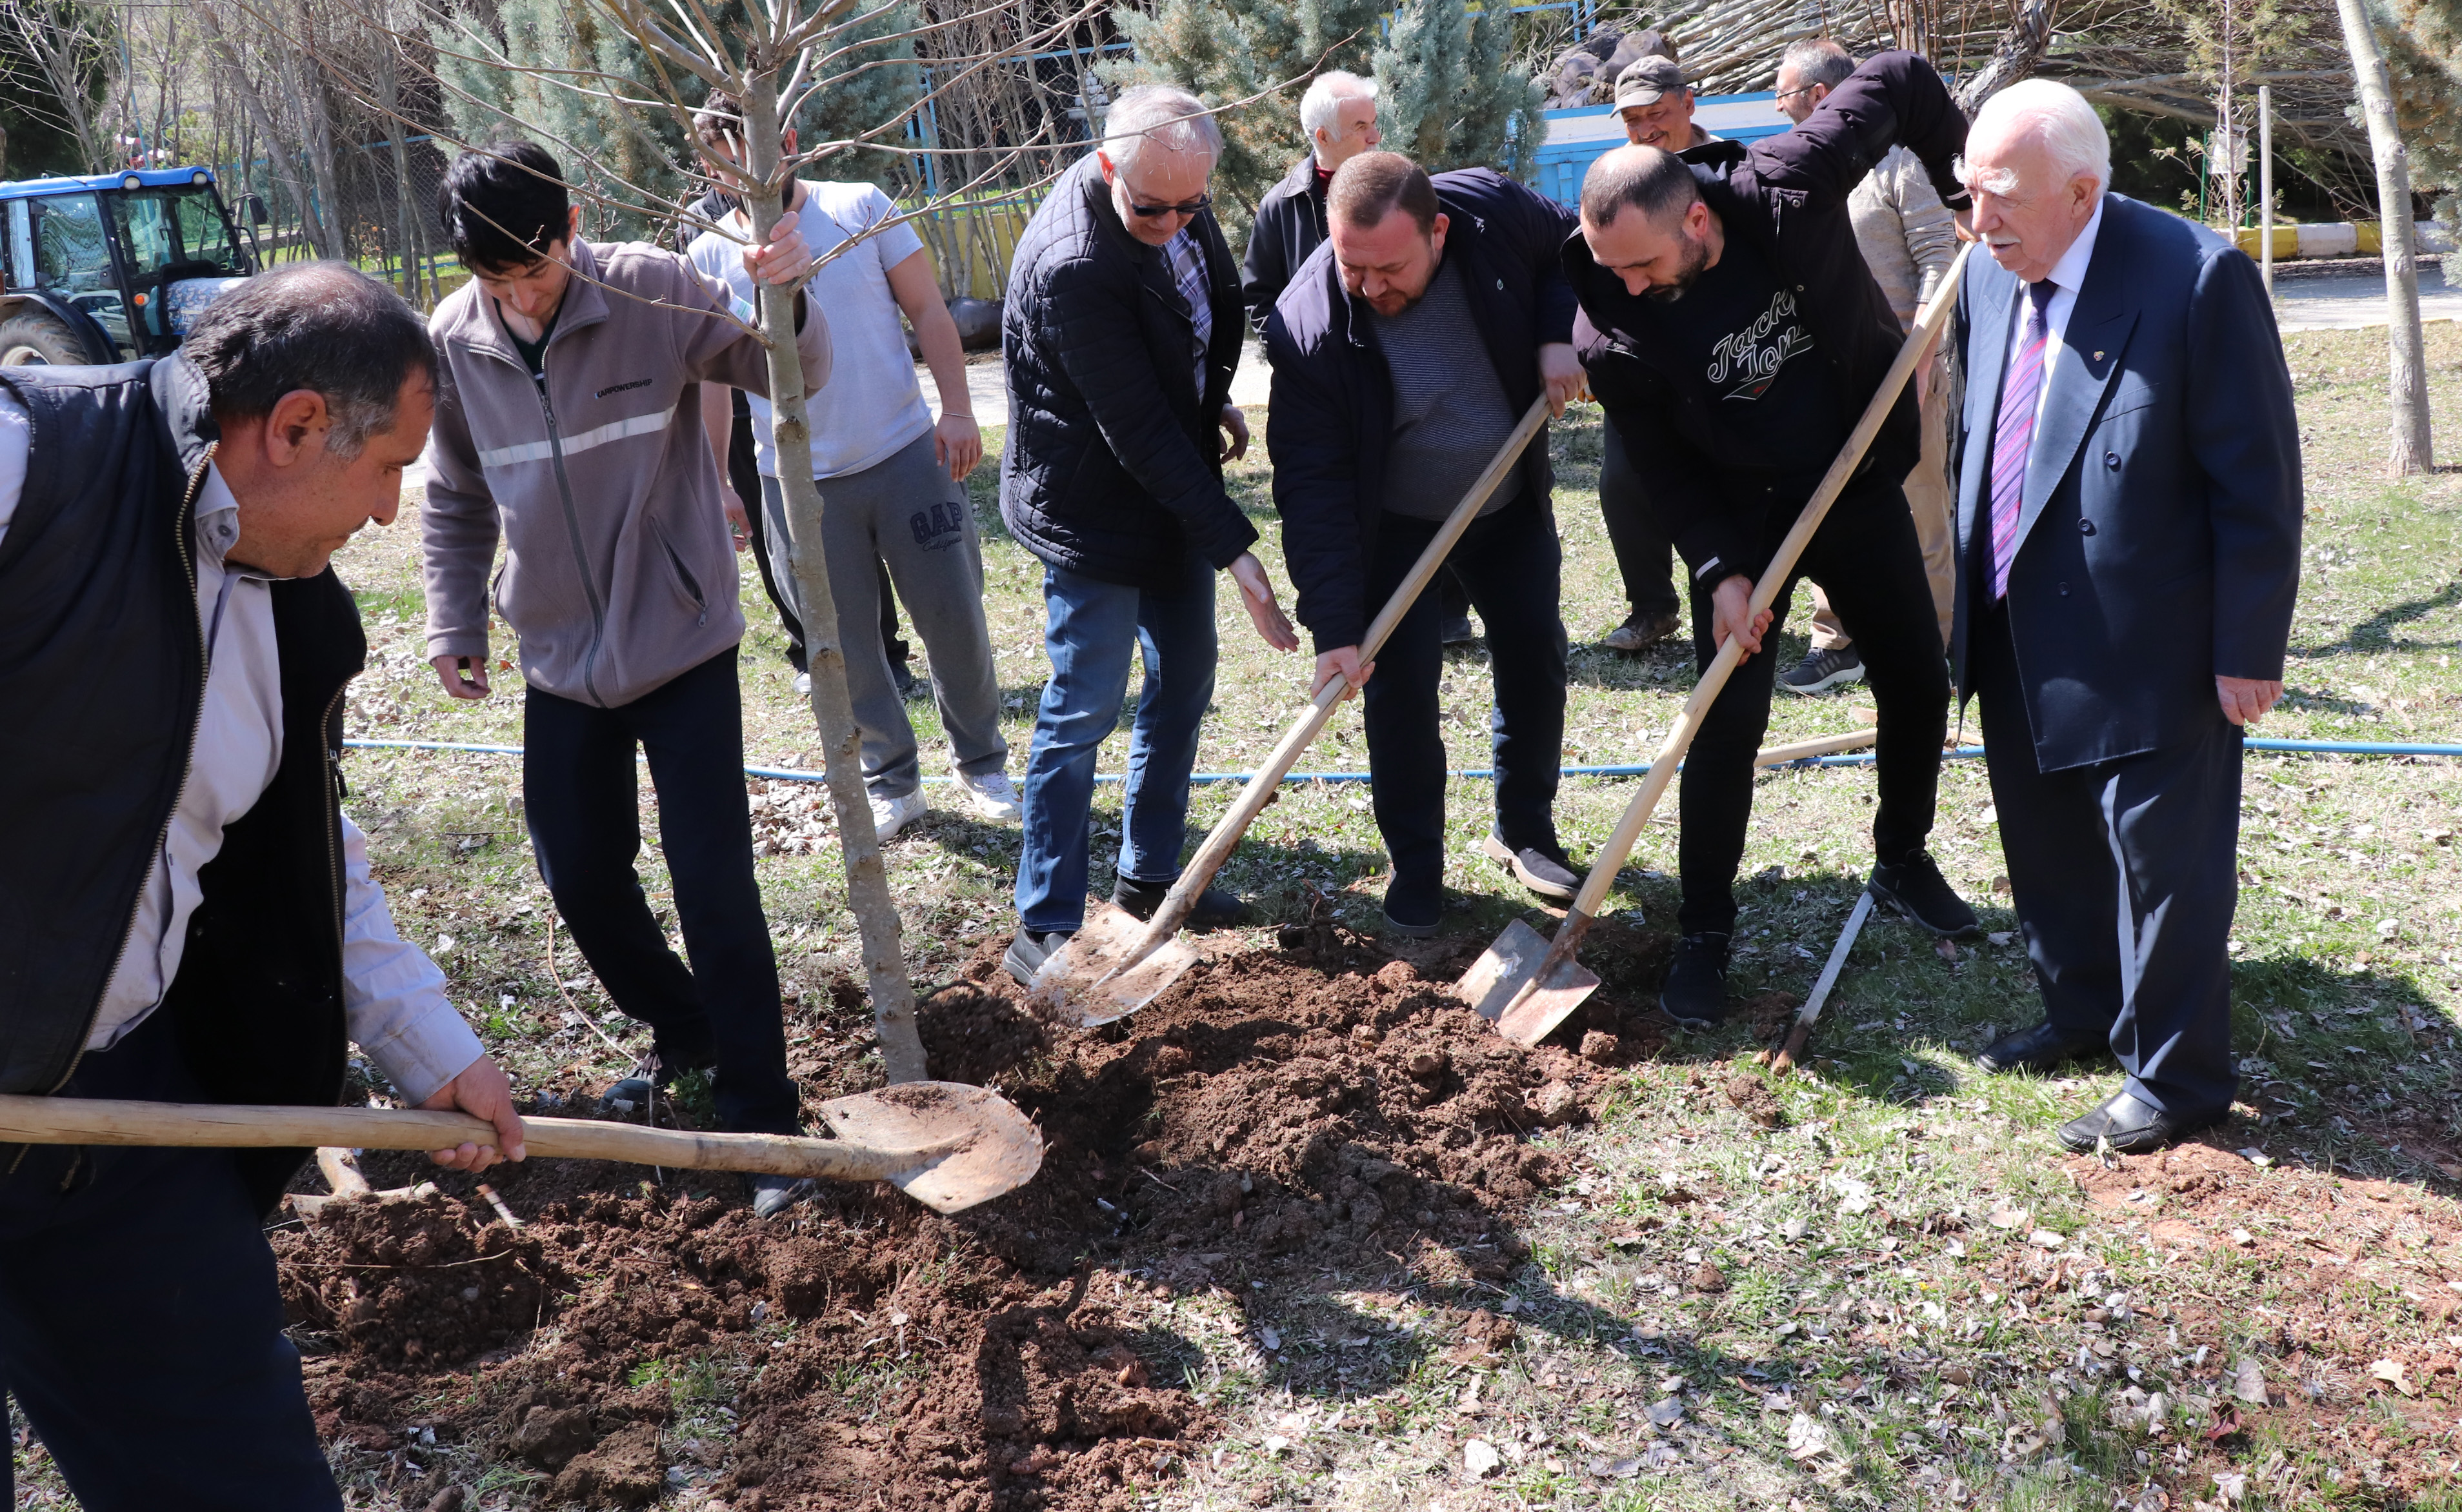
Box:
[650,522,709,627]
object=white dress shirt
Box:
[0,392,484,1103]
[2001,193,2108,429]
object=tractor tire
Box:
[0,307,102,367]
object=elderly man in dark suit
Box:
[1952,81,2302,1153]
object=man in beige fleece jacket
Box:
[420,141,830,1217]
[1773,38,1961,695]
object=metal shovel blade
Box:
[817,1082,1045,1214]
[1456,917,1603,1046]
[1025,902,1203,1028]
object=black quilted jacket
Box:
[999,155,1256,589]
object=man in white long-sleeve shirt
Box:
[0,263,523,1509]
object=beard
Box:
[1644,228,1712,304]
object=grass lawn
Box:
[14,323,2449,1509]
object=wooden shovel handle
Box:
[1116,395,1556,966]
[0,1096,946,1182]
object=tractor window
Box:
[110,189,245,281]
[27,194,113,293]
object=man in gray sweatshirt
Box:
[421,141,828,1216]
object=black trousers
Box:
[1970,600,2243,1116]
[524,646,801,1134]
[0,1011,339,1509]
[730,397,907,674]
[1677,482,1947,934]
[1600,419,1681,619]
[1362,493,1568,888]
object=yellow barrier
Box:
[906,194,1043,302]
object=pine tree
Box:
[1103,0,1382,233]
[1372,0,1543,181]
[432,0,921,239]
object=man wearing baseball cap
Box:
[1586,48,1714,658]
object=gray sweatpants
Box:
[760,430,1009,798]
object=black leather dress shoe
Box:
[1974,1020,2106,1075]
[2057,1090,2225,1155]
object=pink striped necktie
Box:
[1988,279,2059,601]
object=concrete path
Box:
[2274,264,2462,332]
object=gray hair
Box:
[1300,70,1377,144]
[1958,78,2110,199]
[183,263,437,459]
[1101,85,1223,175]
[1779,37,1855,93]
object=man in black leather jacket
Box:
[0,264,523,1507]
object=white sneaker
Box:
[792,671,812,696]
[954,769,1023,822]
[868,788,928,840]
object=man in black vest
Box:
[0,263,523,1507]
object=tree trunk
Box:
[286,0,349,261]
[1952,1,2054,115]
[197,5,321,261]
[377,37,420,302]
[739,67,930,1086]
[2334,0,2434,474]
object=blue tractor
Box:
[0,166,259,367]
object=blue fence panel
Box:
[1534,94,1792,206]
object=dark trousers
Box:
[1362,493,1568,888]
[0,1011,339,1509]
[1677,482,1946,934]
[730,398,906,674]
[1601,419,1681,619]
[1970,600,2243,1116]
[524,646,801,1134]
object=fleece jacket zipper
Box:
[514,335,610,708]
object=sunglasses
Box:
[1126,192,1212,220]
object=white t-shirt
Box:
[689,180,933,479]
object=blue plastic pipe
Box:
[341,736,2462,786]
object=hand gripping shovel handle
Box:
[1105,395,1556,975]
[1496,242,1976,1015]
[0,1095,937,1183]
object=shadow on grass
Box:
[2288,579,2462,658]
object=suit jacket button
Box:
[2104,451,2120,469]
[2058,582,2070,597]
[2078,519,2096,535]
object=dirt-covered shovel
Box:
[1459,241,1976,1046]
[1030,395,1556,1028]
[1769,885,1875,1075]
[0,1082,1044,1215]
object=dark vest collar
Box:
[147,353,221,481]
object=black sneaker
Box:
[1601,609,1683,653]
[1661,932,1732,1028]
[1479,833,1581,904]
[1868,851,1981,938]
[1381,873,1445,937]
[1001,928,1074,987]
[1441,613,1479,646]
[1113,875,1250,930]
[891,659,921,700]
[1779,644,1864,694]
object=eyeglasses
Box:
[1126,192,1212,220]
[1770,85,1819,102]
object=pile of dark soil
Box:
[275,925,1677,1509]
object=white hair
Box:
[1101,85,1224,174]
[1957,79,2110,199]
[1300,71,1377,144]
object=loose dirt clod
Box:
[1724,1073,1786,1128]
[277,938,1654,1508]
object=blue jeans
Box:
[1014,555,1218,933]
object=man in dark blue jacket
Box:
[1568,51,1981,1026]
[999,85,1299,984]
[1265,154,1588,935]
[1952,82,2300,1153]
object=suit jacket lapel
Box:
[1956,261,2017,561]
[2017,202,2137,542]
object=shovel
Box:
[0,1081,1043,1215]
[1769,884,1874,1075]
[1459,241,1975,1046]
[1031,394,1556,1026]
